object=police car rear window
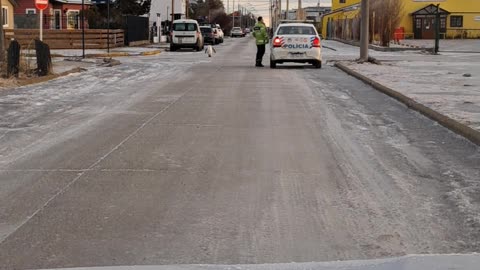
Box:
[277,26,315,35]
[174,23,198,31]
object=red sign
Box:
[35,0,49,10]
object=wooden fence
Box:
[4,29,124,49]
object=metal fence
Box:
[14,14,88,30]
[326,17,361,41]
[123,15,149,46]
[445,29,480,39]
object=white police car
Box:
[270,23,322,69]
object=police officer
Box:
[252,16,269,67]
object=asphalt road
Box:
[0,38,479,270]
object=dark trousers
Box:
[256,44,266,64]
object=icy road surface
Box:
[0,38,479,269]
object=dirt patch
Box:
[0,67,86,90]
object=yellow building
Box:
[2,0,17,30]
[323,0,480,39]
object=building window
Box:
[340,0,346,3]
[67,10,80,29]
[26,8,37,15]
[2,6,7,27]
[440,18,446,29]
[450,16,463,27]
[415,18,422,29]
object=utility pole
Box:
[278,0,281,22]
[208,0,211,23]
[166,6,170,34]
[171,0,175,28]
[243,7,245,27]
[268,0,273,27]
[0,0,4,63]
[186,0,189,18]
[359,0,369,61]
[232,0,235,27]
[238,3,241,27]
[297,0,301,20]
[297,0,305,20]
[286,0,289,20]
[269,0,272,28]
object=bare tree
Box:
[370,0,404,47]
[0,0,5,64]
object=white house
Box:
[149,0,186,25]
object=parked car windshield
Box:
[233,27,241,31]
[277,26,316,35]
[200,27,212,33]
[174,23,197,31]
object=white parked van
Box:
[170,19,204,51]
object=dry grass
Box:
[370,0,405,47]
[0,77,19,89]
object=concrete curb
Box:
[25,50,162,59]
[335,62,480,146]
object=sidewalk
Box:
[398,39,480,53]
[337,53,480,134]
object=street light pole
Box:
[81,0,85,58]
[435,4,440,54]
[360,0,369,61]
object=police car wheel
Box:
[270,59,277,69]
[313,61,322,69]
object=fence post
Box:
[35,39,52,76]
[7,39,21,78]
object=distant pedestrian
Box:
[252,16,269,67]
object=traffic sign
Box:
[35,0,48,10]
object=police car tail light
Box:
[273,37,282,47]
[312,37,321,47]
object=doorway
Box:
[412,4,449,39]
[422,16,435,39]
[54,9,61,29]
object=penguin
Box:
[205,45,216,57]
